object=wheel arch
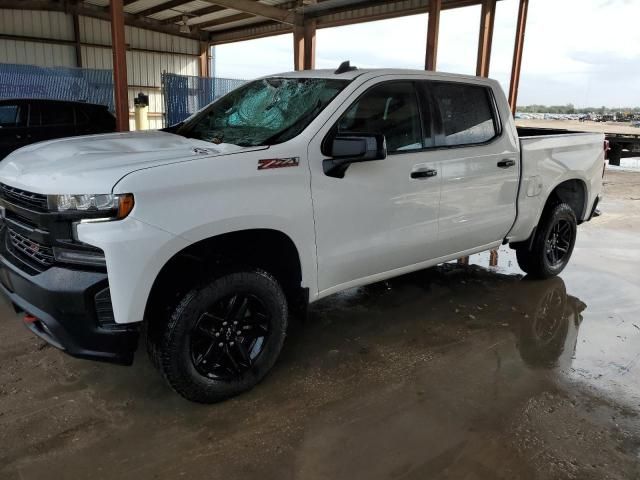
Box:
[143,228,307,344]
[543,177,588,223]
[511,177,587,251]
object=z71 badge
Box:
[257,157,300,170]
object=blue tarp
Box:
[0,63,114,111]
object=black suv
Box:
[0,99,116,159]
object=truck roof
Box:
[266,68,494,85]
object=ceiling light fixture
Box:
[179,15,191,34]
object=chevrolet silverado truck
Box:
[0,65,604,403]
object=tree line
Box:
[517,104,640,114]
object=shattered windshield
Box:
[177,77,349,147]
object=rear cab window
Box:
[427,82,500,147]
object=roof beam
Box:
[200,0,296,24]
[135,0,191,18]
[0,0,205,39]
[162,5,225,24]
[209,20,289,44]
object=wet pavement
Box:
[0,170,639,480]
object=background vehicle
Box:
[0,99,116,159]
[0,67,604,403]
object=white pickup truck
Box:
[0,65,604,403]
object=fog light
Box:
[53,247,106,267]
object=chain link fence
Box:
[162,72,245,127]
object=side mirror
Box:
[323,133,386,178]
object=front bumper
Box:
[0,251,139,365]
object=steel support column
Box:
[303,19,316,70]
[425,0,441,71]
[199,41,210,77]
[72,14,82,67]
[508,0,529,115]
[293,23,304,71]
[476,0,496,77]
[293,19,315,71]
[110,0,129,132]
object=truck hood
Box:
[0,131,263,194]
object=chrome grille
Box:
[7,229,54,268]
[0,183,48,211]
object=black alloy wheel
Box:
[545,218,573,267]
[190,293,271,380]
[155,269,288,403]
[514,203,577,279]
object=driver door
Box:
[308,78,443,295]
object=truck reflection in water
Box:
[513,276,585,370]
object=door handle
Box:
[497,159,516,168]
[411,168,438,179]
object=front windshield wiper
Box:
[162,121,184,134]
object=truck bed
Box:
[517,126,579,137]
[507,129,605,242]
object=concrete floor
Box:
[1,170,639,480]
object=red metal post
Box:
[303,19,316,70]
[110,0,129,132]
[293,23,304,71]
[508,0,529,115]
[425,0,441,70]
[199,41,210,77]
[476,0,496,77]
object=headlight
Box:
[48,193,134,219]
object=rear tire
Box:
[515,203,577,279]
[155,269,288,403]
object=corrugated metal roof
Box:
[84,0,109,7]
[76,0,492,44]
[147,1,209,21]
[202,16,268,32]
[187,9,245,26]
[125,0,172,15]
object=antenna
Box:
[334,61,357,74]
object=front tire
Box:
[515,203,577,279]
[156,269,288,403]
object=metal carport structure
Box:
[0,0,529,131]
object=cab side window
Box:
[337,82,423,153]
[428,82,498,147]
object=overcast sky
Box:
[214,0,640,108]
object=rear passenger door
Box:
[425,81,519,255]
